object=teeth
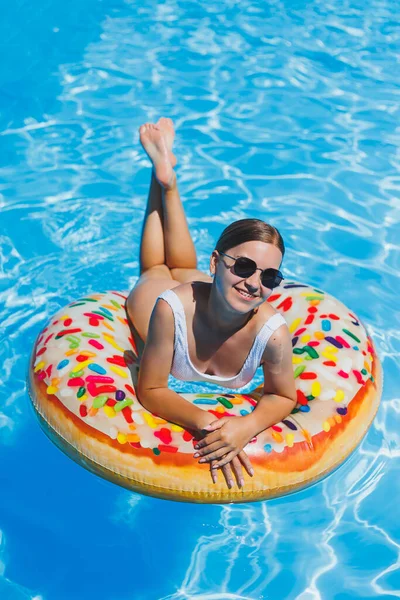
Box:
[237,289,254,299]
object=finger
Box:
[194,440,226,457]
[229,456,244,488]
[212,450,237,469]
[194,431,221,449]
[198,447,230,463]
[238,451,254,477]
[202,418,227,433]
[210,461,218,484]
[221,464,234,489]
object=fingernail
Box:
[228,481,233,489]
[193,453,199,458]
[194,445,199,449]
[249,469,254,476]
[199,458,205,463]
[239,479,244,487]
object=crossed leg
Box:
[126,118,211,347]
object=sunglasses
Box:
[219,252,284,289]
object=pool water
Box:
[1,0,399,598]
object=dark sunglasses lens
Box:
[233,257,257,278]
[262,270,283,289]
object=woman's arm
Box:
[242,322,297,437]
[136,298,213,433]
[193,321,297,468]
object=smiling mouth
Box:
[235,287,258,300]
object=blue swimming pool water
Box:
[1,0,399,598]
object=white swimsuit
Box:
[157,289,287,389]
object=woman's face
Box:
[210,240,283,314]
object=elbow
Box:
[285,395,297,416]
[136,382,153,411]
[285,392,297,406]
[136,381,165,413]
[272,393,296,418]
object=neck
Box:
[206,282,254,333]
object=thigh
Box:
[126,269,180,345]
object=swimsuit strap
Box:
[245,312,287,370]
[157,288,187,351]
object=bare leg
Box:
[138,119,179,274]
[162,178,197,270]
[139,171,168,274]
[127,119,210,343]
[137,119,198,273]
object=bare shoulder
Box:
[168,282,194,301]
[166,281,210,310]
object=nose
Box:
[245,269,261,290]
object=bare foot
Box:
[156,117,177,167]
[139,123,175,188]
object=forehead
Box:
[227,240,282,267]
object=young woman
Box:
[126,118,297,489]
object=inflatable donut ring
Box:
[28,282,382,503]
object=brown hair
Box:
[215,218,285,258]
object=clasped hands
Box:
[194,416,255,489]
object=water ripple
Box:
[1,0,399,598]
